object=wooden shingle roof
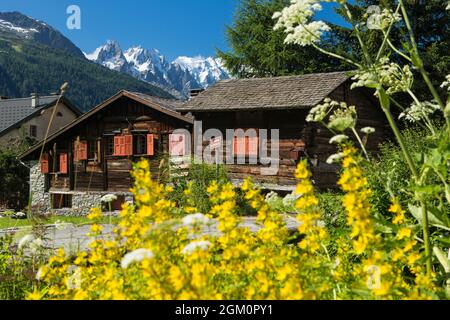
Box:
[178,71,350,112]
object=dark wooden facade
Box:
[181,80,390,190]
[22,91,193,197]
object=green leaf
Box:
[433,247,450,273]
[408,204,447,227]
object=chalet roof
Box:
[178,71,350,112]
[20,90,192,160]
[0,95,81,136]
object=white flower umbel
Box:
[441,75,450,92]
[326,153,344,164]
[399,101,440,123]
[182,213,210,227]
[101,194,118,203]
[367,8,401,31]
[447,2,450,11]
[329,135,349,145]
[18,234,34,250]
[361,127,375,135]
[182,241,211,255]
[273,0,333,46]
[121,248,154,269]
[29,238,43,255]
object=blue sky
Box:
[0,0,344,61]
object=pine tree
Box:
[217,0,348,78]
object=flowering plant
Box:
[274,0,450,291]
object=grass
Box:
[0,216,119,230]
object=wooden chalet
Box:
[177,71,390,191]
[20,90,193,214]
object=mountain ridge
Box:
[85,40,230,97]
[0,12,174,111]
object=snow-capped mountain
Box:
[85,40,230,97]
[85,40,132,74]
[0,11,84,57]
[174,56,229,89]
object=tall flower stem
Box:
[351,127,369,160]
[398,0,450,128]
[378,92,432,275]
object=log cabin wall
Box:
[41,96,192,195]
[193,83,389,191]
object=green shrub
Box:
[0,234,47,300]
[364,125,437,216]
[167,161,230,215]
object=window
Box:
[134,134,147,155]
[30,125,37,138]
[106,136,115,156]
[52,194,72,209]
[88,140,97,160]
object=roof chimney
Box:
[31,93,39,108]
[190,88,205,98]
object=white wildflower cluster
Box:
[351,70,378,90]
[327,152,344,164]
[308,99,357,132]
[361,127,375,135]
[101,194,118,203]
[329,134,349,145]
[121,248,154,269]
[379,61,414,95]
[441,75,450,92]
[351,58,413,95]
[447,1,450,11]
[182,241,211,255]
[307,98,336,122]
[266,191,299,213]
[182,213,211,227]
[18,234,43,255]
[399,101,440,123]
[366,7,401,31]
[328,103,357,132]
[282,192,300,210]
[273,0,337,46]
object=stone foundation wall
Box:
[30,161,51,213]
[29,161,134,216]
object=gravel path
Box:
[1,216,300,254]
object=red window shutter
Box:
[124,135,133,156]
[74,141,88,161]
[248,136,259,157]
[41,153,49,174]
[114,136,121,156]
[147,134,154,156]
[233,137,246,156]
[79,141,88,160]
[60,153,68,174]
[169,134,185,156]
